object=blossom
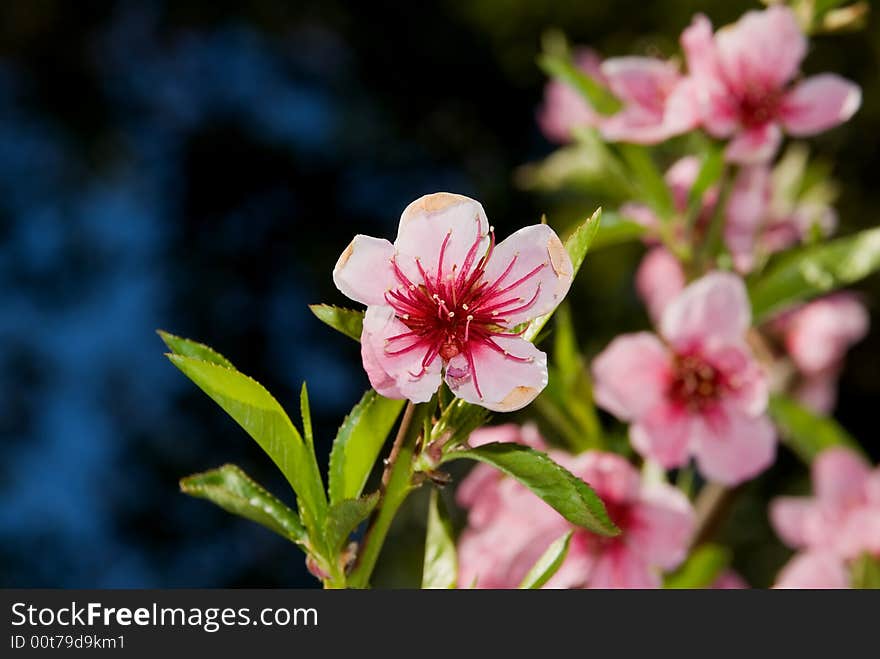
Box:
[456,426,695,588]
[538,49,605,143]
[724,163,837,274]
[598,56,699,145]
[770,447,880,588]
[767,294,868,413]
[593,272,776,485]
[333,193,573,411]
[636,247,686,325]
[681,7,861,163]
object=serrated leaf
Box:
[158,330,234,368]
[769,395,862,464]
[851,553,880,589]
[166,354,327,536]
[537,52,621,115]
[519,530,573,589]
[749,227,880,322]
[323,492,380,555]
[300,382,314,450]
[309,304,365,342]
[442,442,618,536]
[328,390,405,504]
[180,464,307,547]
[523,208,601,342]
[663,544,729,589]
[422,489,458,589]
[618,144,675,219]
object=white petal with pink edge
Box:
[333,235,396,306]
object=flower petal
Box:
[565,451,641,505]
[703,341,769,417]
[812,447,871,509]
[333,235,396,306]
[692,404,776,485]
[660,271,751,347]
[724,165,771,273]
[635,247,686,324]
[478,223,573,326]
[770,497,814,549]
[394,193,490,287]
[715,6,805,95]
[601,56,681,108]
[780,74,861,136]
[588,546,661,589]
[774,551,849,589]
[446,336,547,412]
[361,305,442,403]
[724,123,782,164]
[630,402,694,469]
[783,294,869,376]
[837,507,880,560]
[592,332,672,421]
[628,483,696,570]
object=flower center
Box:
[738,87,782,128]
[381,217,545,400]
[668,353,723,412]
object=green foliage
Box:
[686,144,724,222]
[180,464,307,547]
[430,395,491,452]
[157,330,234,368]
[749,227,880,322]
[165,352,327,538]
[664,544,730,589]
[769,395,862,464]
[441,442,618,536]
[851,553,880,589]
[617,144,675,220]
[300,383,314,450]
[590,211,647,250]
[323,492,380,555]
[518,530,573,589]
[537,31,621,115]
[523,208,601,342]
[309,304,365,342]
[328,390,405,504]
[422,489,458,589]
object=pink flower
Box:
[333,193,573,411]
[456,430,695,588]
[768,294,868,413]
[725,164,837,274]
[538,49,605,143]
[593,272,776,485]
[770,447,880,588]
[681,7,861,163]
[598,57,699,145]
[712,570,748,589]
[636,247,685,325]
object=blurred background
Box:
[1,0,878,588]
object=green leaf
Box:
[309,304,364,342]
[537,53,621,115]
[518,530,573,589]
[749,227,880,322]
[553,303,579,388]
[591,211,647,250]
[300,382,314,451]
[523,208,601,342]
[441,442,619,536]
[851,553,880,589]
[422,489,458,589]
[618,144,675,219]
[687,144,724,217]
[323,492,380,555]
[769,395,862,464]
[180,464,307,547]
[430,397,491,451]
[166,354,327,535]
[664,544,730,589]
[328,390,406,504]
[158,330,234,368]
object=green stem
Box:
[347,401,428,588]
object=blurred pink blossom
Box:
[333,193,573,411]
[681,7,861,163]
[636,247,686,324]
[712,570,748,589]
[457,427,695,588]
[768,294,868,413]
[538,49,605,143]
[771,447,880,588]
[725,165,837,274]
[593,272,776,485]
